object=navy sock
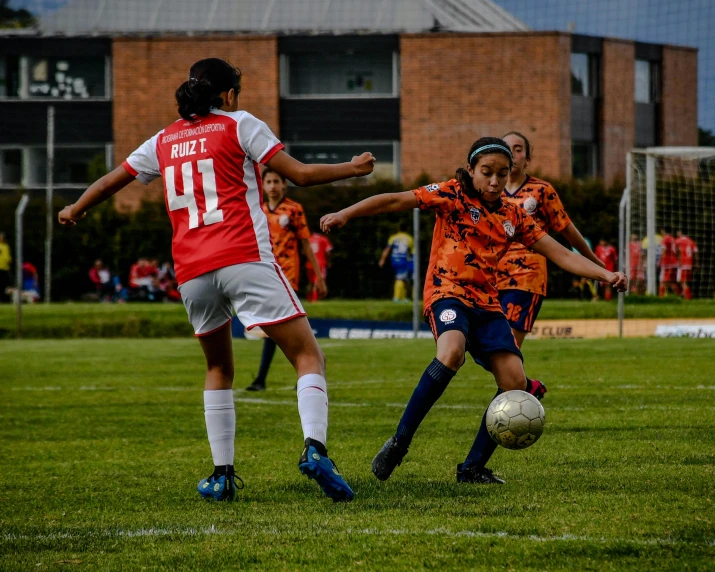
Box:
[463,388,505,469]
[395,358,456,448]
[254,338,277,385]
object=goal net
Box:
[621,147,715,300]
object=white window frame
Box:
[280,51,400,100]
[285,140,401,180]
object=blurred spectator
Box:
[595,239,617,301]
[89,259,114,301]
[129,257,161,301]
[21,262,40,303]
[306,232,332,303]
[658,228,679,297]
[0,232,11,302]
[675,231,698,300]
[629,234,645,295]
[379,223,413,303]
[158,260,181,302]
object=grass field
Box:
[2,297,715,338]
[2,337,714,570]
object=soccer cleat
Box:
[197,466,244,501]
[526,378,547,401]
[456,463,505,484]
[372,436,408,481]
[245,381,266,392]
[298,442,355,502]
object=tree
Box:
[0,0,36,28]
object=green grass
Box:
[1,297,715,339]
[1,337,714,570]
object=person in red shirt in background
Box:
[658,227,680,297]
[628,235,645,295]
[675,230,698,300]
[595,239,618,301]
[306,232,333,302]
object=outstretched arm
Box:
[378,245,391,268]
[532,235,628,291]
[266,150,375,187]
[58,166,136,225]
[320,191,418,232]
[560,223,605,268]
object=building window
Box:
[0,149,22,187]
[634,59,660,104]
[286,141,399,180]
[28,57,106,99]
[0,56,20,97]
[282,52,398,98]
[571,52,599,97]
[572,142,597,179]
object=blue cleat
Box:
[197,466,244,501]
[298,442,355,502]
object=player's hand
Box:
[58,204,86,226]
[351,152,376,177]
[316,277,328,299]
[609,271,628,292]
[378,260,385,269]
[320,211,349,233]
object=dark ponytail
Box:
[502,131,532,160]
[455,137,513,198]
[176,58,242,121]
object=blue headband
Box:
[469,144,512,164]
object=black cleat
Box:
[372,436,408,481]
[245,381,266,392]
[456,463,505,484]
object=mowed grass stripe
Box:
[1,338,714,570]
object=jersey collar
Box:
[503,174,531,197]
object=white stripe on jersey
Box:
[243,156,275,263]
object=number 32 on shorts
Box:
[165,159,224,229]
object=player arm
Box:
[320,192,418,232]
[378,244,392,267]
[266,150,375,187]
[58,166,136,226]
[560,223,605,268]
[531,235,628,290]
[301,238,326,283]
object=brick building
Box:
[0,0,697,209]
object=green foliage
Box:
[1,338,714,569]
[0,0,36,28]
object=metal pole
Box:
[15,194,30,339]
[412,208,421,338]
[646,154,656,295]
[618,187,628,338]
[45,105,55,304]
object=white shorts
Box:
[177,262,306,336]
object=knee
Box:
[498,374,527,392]
[437,348,465,372]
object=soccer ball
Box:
[486,390,545,450]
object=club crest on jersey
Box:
[425,183,440,193]
[439,309,457,324]
[469,207,481,224]
[523,197,538,215]
[503,220,516,238]
[278,214,290,228]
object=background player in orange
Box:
[306,232,332,303]
[595,239,618,301]
[496,132,603,346]
[59,58,375,503]
[675,230,698,300]
[321,137,627,485]
[246,167,327,391]
[659,227,680,296]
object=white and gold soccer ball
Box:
[486,390,545,450]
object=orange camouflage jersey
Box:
[495,176,571,295]
[263,197,310,290]
[413,179,547,315]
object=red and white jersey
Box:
[595,244,617,272]
[628,240,642,269]
[307,233,333,270]
[659,234,678,269]
[122,109,284,284]
[675,235,698,269]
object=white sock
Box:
[296,374,328,445]
[204,389,235,467]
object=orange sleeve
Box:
[515,211,547,248]
[542,183,571,232]
[412,180,457,213]
[293,205,311,241]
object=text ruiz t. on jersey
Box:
[170,139,207,159]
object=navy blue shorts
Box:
[498,289,544,333]
[426,298,523,371]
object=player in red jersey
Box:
[306,232,333,303]
[659,227,680,297]
[675,230,698,300]
[321,137,627,485]
[245,167,327,392]
[497,132,602,346]
[595,239,618,301]
[629,234,645,294]
[58,58,375,503]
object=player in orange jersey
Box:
[321,137,627,485]
[59,58,375,503]
[675,230,698,300]
[497,132,603,345]
[246,167,327,392]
